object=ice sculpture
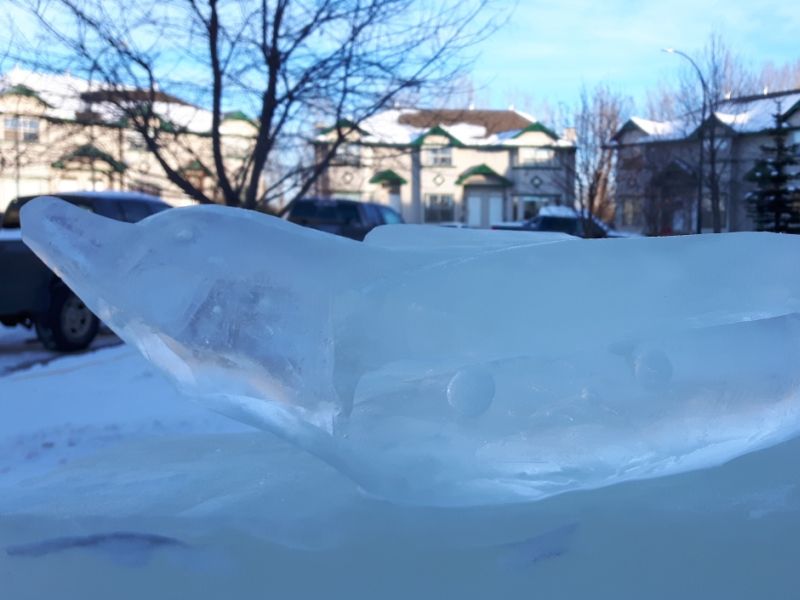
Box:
[20,196,800,506]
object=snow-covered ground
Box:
[2,326,800,599]
[0,325,247,487]
[0,325,121,376]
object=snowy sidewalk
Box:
[0,327,246,489]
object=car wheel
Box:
[35,284,99,352]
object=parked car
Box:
[0,191,170,351]
[492,206,631,238]
[281,197,404,240]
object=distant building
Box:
[611,89,800,235]
[0,67,256,213]
[313,108,576,227]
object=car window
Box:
[362,204,383,226]
[536,216,578,236]
[379,206,403,224]
[289,201,361,225]
[1,196,94,229]
[120,201,154,223]
[147,202,170,215]
[585,217,608,238]
[1,198,24,228]
[91,199,123,220]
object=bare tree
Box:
[572,84,631,227]
[11,0,497,209]
[757,59,800,94]
[545,85,630,230]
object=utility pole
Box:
[663,48,709,234]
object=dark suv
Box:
[492,207,630,238]
[282,198,404,240]
[1,191,170,351]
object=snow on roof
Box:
[0,67,214,134]
[320,107,571,147]
[615,89,800,145]
[629,117,679,137]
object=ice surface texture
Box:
[20,197,800,506]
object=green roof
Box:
[512,121,559,141]
[115,110,185,133]
[52,144,127,173]
[411,124,464,147]
[319,119,369,136]
[369,169,407,185]
[455,163,512,187]
[223,110,255,124]
[183,159,212,175]
[0,84,52,107]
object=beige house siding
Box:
[0,80,256,213]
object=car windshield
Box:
[1,196,167,228]
[1,197,92,229]
[1,198,26,229]
[535,216,579,236]
[379,206,403,224]
[289,201,359,225]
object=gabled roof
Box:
[0,83,52,107]
[182,159,212,175]
[222,110,256,125]
[0,67,216,134]
[316,108,570,148]
[52,144,127,173]
[613,88,800,145]
[369,169,407,185]
[411,124,464,147]
[318,118,370,136]
[456,164,512,187]
[512,121,559,141]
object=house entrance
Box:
[466,189,504,227]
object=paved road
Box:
[0,326,122,376]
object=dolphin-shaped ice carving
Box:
[20,196,800,506]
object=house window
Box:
[618,195,640,227]
[4,117,40,142]
[424,193,455,222]
[519,147,555,165]
[334,143,361,166]
[184,170,206,192]
[426,146,452,167]
[127,132,147,151]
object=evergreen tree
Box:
[746,107,800,232]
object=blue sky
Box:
[470,0,800,113]
[3,0,797,120]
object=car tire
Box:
[35,284,99,352]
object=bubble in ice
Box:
[20,197,800,506]
[634,348,673,390]
[447,367,495,417]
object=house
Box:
[0,67,256,213]
[313,108,576,227]
[611,89,800,235]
